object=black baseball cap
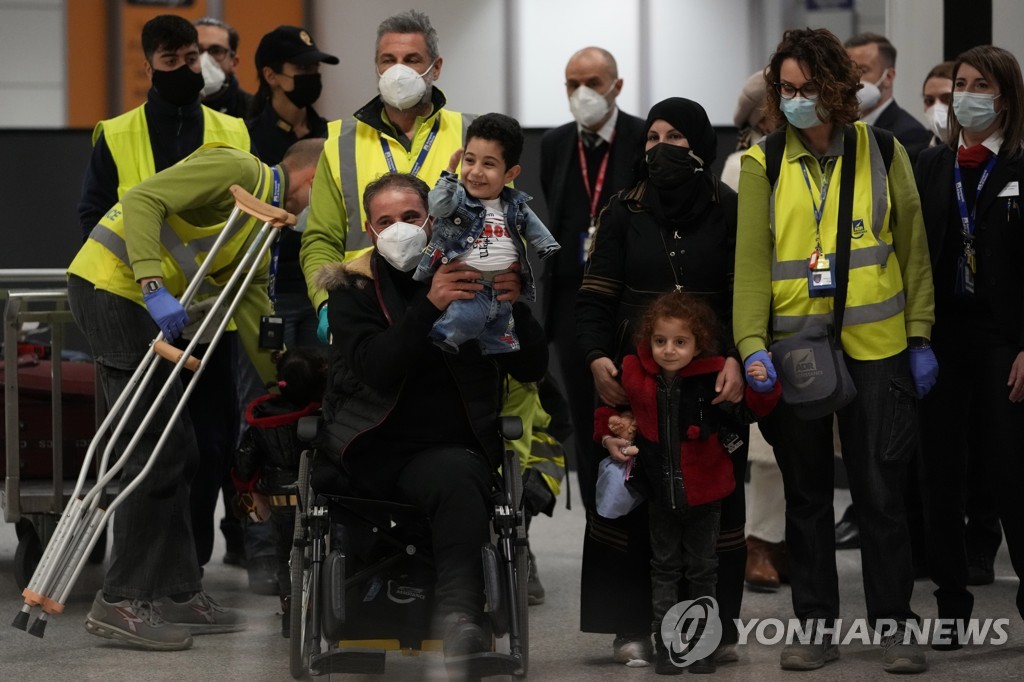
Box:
[255,26,339,69]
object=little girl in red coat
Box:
[595,291,780,674]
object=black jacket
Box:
[539,111,647,286]
[235,394,320,492]
[316,252,548,471]
[875,100,932,165]
[915,143,1024,347]
[202,75,253,120]
[576,179,738,365]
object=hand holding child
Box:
[604,410,638,462]
[747,360,768,382]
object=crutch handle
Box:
[153,340,201,372]
[230,184,296,228]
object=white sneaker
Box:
[613,634,652,667]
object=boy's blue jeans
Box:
[429,277,519,355]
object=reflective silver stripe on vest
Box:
[771,242,894,280]
[773,290,906,333]
[89,224,129,263]
[338,122,373,255]
[528,447,565,482]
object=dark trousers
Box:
[547,282,599,510]
[763,351,918,626]
[183,334,238,567]
[649,501,721,631]
[68,276,202,600]
[919,328,1024,621]
[346,446,493,619]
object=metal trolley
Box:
[1,270,111,591]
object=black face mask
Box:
[151,63,204,107]
[284,73,323,108]
[645,143,703,188]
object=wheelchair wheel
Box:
[503,449,530,676]
[290,450,317,680]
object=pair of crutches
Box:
[12,186,295,637]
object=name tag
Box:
[998,181,1019,197]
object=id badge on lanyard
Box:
[801,159,835,298]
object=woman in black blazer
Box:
[914,45,1024,646]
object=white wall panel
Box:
[0,2,65,126]
[647,0,755,126]
[510,0,641,127]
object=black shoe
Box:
[654,639,684,676]
[687,655,716,674]
[247,556,279,596]
[443,613,489,658]
[967,553,995,586]
[835,505,861,549]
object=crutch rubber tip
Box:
[28,618,47,638]
[11,611,29,631]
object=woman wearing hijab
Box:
[576,96,746,667]
[914,44,1024,645]
[733,28,935,673]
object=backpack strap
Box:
[870,126,896,171]
[764,129,787,189]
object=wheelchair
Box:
[288,415,530,679]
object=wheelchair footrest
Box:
[309,647,387,676]
[445,651,523,679]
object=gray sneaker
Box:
[157,592,248,635]
[780,637,839,670]
[882,624,928,674]
[84,590,192,651]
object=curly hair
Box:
[466,112,524,167]
[949,45,1024,156]
[634,291,720,357]
[273,348,328,406]
[765,27,861,129]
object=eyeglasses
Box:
[774,81,820,100]
[199,45,233,61]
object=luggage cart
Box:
[11,186,294,638]
[1,271,112,590]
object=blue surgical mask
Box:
[780,96,824,129]
[952,91,1001,133]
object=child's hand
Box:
[747,360,767,382]
[602,435,637,463]
[447,148,464,174]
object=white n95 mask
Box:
[377,61,436,111]
[569,84,612,128]
[199,52,226,99]
[373,220,429,271]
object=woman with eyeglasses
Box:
[732,28,935,673]
[914,45,1024,644]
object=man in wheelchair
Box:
[311,173,548,664]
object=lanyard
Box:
[576,130,616,226]
[268,166,282,303]
[800,158,832,255]
[953,153,998,241]
[379,115,442,176]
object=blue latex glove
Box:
[143,287,188,341]
[909,345,939,398]
[744,349,777,393]
[317,305,330,344]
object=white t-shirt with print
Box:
[453,198,519,272]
